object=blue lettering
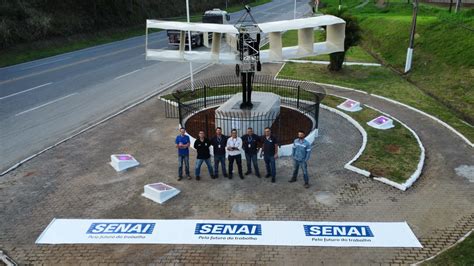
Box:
[304,225,374,237]
[86,223,155,234]
[195,223,262,236]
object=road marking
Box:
[114,69,141,80]
[0,82,53,100]
[15,93,78,116]
[21,57,71,70]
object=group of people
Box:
[175,126,313,188]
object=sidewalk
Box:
[0,64,472,265]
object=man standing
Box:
[175,127,191,181]
[193,130,214,181]
[210,127,228,178]
[289,130,312,188]
[261,127,278,183]
[226,129,244,179]
[241,127,261,178]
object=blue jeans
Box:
[195,158,214,177]
[178,154,190,177]
[245,153,260,175]
[263,155,276,178]
[292,159,309,184]
[214,154,227,176]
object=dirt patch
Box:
[385,144,401,154]
[185,107,313,145]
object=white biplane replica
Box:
[145,6,345,109]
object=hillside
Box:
[322,0,474,124]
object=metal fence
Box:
[162,75,326,144]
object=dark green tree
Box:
[327,11,361,71]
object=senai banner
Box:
[36,219,422,247]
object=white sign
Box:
[36,219,422,247]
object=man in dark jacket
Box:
[210,127,228,178]
[193,130,214,181]
[261,127,278,183]
[241,127,261,177]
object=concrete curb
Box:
[321,96,425,191]
[284,59,382,67]
[365,104,425,191]
[412,230,473,265]
[275,68,473,148]
[0,64,211,177]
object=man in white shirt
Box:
[226,129,244,179]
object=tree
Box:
[327,11,361,72]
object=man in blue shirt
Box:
[175,127,191,181]
[261,127,278,183]
[289,130,312,188]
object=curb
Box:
[321,96,425,191]
[0,63,211,177]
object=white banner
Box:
[36,219,422,247]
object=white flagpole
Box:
[186,0,195,91]
[294,0,297,19]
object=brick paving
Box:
[0,64,473,265]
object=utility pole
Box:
[455,0,461,13]
[449,0,453,12]
[186,0,195,90]
[404,0,418,73]
[294,0,297,19]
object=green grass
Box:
[162,85,318,103]
[322,95,420,183]
[0,0,271,67]
[279,62,474,142]
[320,0,474,125]
[421,233,474,266]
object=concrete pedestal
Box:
[142,182,180,204]
[215,92,281,135]
[367,115,394,130]
[110,154,139,172]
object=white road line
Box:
[0,82,53,100]
[114,69,141,80]
[15,93,78,116]
[21,57,71,70]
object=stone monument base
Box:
[215,92,281,135]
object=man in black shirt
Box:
[193,130,214,181]
[241,127,261,177]
[261,127,278,183]
[210,127,228,178]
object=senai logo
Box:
[86,223,155,234]
[195,223,262,235]
[304,225,374,237]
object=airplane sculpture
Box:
[146,6,345,109]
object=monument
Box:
[215,92,280,135]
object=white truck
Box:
[167,8,230,48]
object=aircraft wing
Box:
[146,20,239,34]
[257,15,345,33]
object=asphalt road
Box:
[0,0,311,173]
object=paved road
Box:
[0,0,310,173]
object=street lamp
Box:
[186,0,195,90]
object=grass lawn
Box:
[279,62,474,142]
[0,0,271,68]
[421,232,474,266]
[322,95,420,183]
[319,0,474,126]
